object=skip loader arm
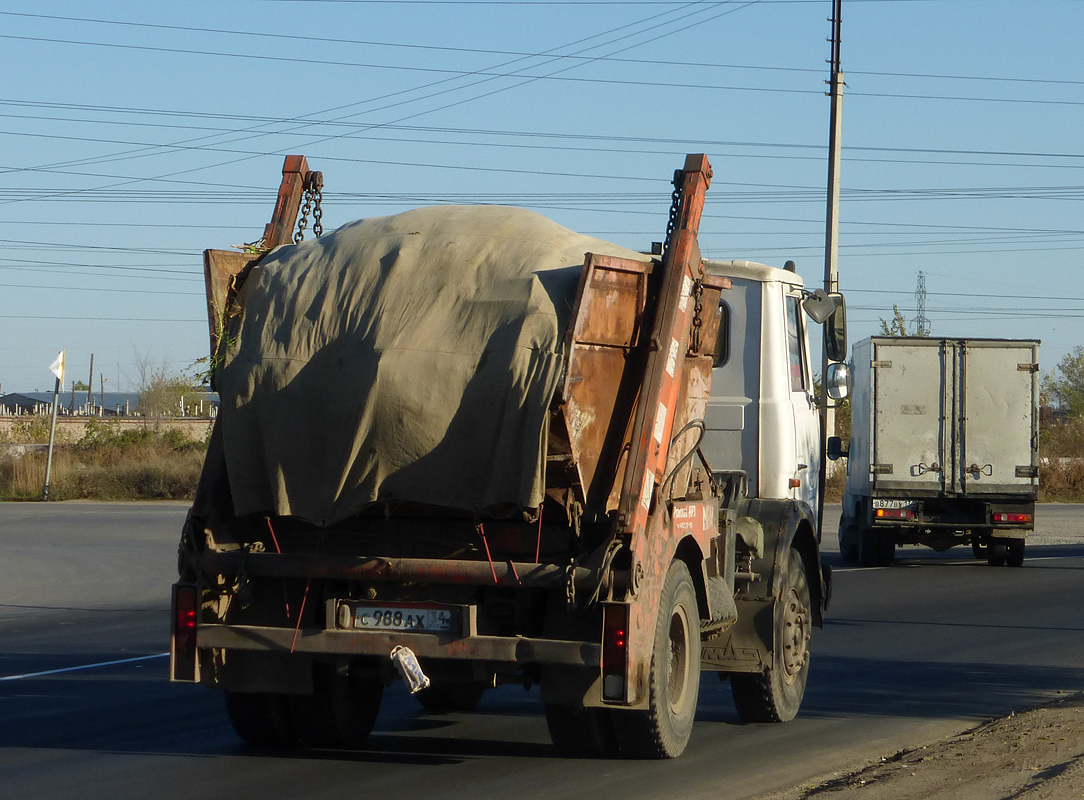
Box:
[597,154,733,709]
[202,155,322,360]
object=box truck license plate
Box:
[351,605,454,632]
[872,499,916,510]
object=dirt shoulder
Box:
[762,693,1084,800]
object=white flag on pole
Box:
[49,350,65,389]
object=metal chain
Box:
[691,278,705,352]
[294,191,312,244]
[294,175,325,243]
[312,186,323,237]
[663,180,682,257]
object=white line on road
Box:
[0,652,169,682]
[833,554,1082,573]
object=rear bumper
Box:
[866,496,1035,532]
[195,623,599,667]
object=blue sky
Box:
[2,0,1081,391]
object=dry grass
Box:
[1039,458,1084,502]
[1039,417,1084,501]
[0,421,206,501]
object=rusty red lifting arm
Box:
[617,153,713,537]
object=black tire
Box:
[1006,538,1026,568]
[289,661,383,748]
[859,528,894,567]
[987,541,1008,567]
[544,702,619,758]
[416,680,487,714]
[838,523,860,562]
[224,691,297,745]
[731,549,811,723]
[613,560,701,759]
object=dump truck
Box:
[171,154,850,758]
[837,336,1040,567]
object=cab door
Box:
[785,292,820,509]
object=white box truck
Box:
[837,336,1039,567]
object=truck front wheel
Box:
[731,549,811,723]
[614,559,701,758]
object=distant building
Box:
[0,391,218,417]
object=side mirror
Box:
[826,361,850,401]
[827,436,848,461]
[824,293,847,363]
[802,288,841,324]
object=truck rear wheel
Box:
[731,549,810,723]
[544,702,619,758]
[614,559,701,759]
[224,691,297,745]
[416,680,487,714]
[290,660,383,748]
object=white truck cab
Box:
[702,260,824,511]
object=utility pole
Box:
[818,0,844,534]
[87,353,94,414]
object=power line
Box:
[0,282,202,296]
[4,33,1084,107]
[10,10,1082,88]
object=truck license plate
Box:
[352,606,454,632]
[872,499,916,510]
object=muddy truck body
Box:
[171,154,850,758]
[837,336,1039,567]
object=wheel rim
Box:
[667,604,691,714]
[780,586,810,685]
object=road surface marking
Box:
[0,652,168,682]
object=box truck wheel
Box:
[838,521,860,562]
[987,542,1008,567]
[224,691,297,745]
[544,701,619,758]
[614,559,701,758]
[289,660,383,748]
[731,548,810,723]
[859,528,895,567]
[1006,538,1026,568]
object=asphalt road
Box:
[1,502,1082,800]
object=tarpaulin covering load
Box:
[216,205,651,526]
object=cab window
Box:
[713,299,731,368]
[785,295,806,392]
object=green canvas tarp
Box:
[216,205,651,525]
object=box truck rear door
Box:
[872,339,947,493]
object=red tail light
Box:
[602,603,629,702]
[875,508,915,521]
[993,512,1032,524]
[171,584,199,683]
